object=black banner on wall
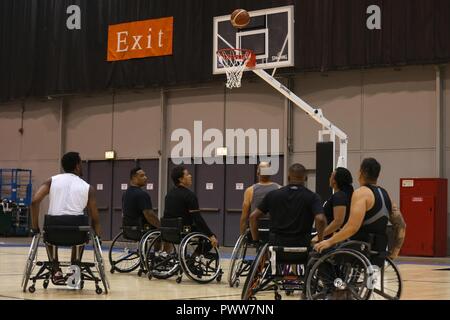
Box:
[0,0,449,103]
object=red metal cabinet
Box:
[400,178,447,257]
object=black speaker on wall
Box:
[316,142,334,203]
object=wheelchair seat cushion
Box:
[274,250,308,265]
[122,226,143,241]
[160,217,184,244]
[268,233,310,248]
[44,215,89,246]
[350,232,388,267]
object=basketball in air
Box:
[230,9,250,29]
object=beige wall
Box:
[65,95,114,159]
[294,70,362,152]
[0,102,22,161]
[167,86,224,158]
[113,91,161,159]
[226,80,285,155]
[65,91,161,160]
[166,81,285,159]
[22,100,61,160]
[363,67,436,150]
[291,66,437,206]
[0,99,61,226]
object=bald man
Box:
[249,163,327,247]
[240,162,280,236]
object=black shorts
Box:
[351,232,388,267]
[44,215,90,246]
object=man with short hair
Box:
[122,167,160,232]
[164,166,218,247]
[240,162,280,235]
[31,152,101,284]
[249,163,327,248]
[315,158,393,266]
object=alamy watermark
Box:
[170,121,280,175]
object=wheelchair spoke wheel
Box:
[306,250,373,300]
[108,232,141,273]
[22,235,40,292]
[146,235,179,279]
[371,257,402,300]
[241,243,270,300]
[228,233,250,287]
[94,235,109,294]
[139,230,161,271]
[180,233,221,284]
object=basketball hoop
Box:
[217,48,256,89]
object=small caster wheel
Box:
[28,285,36,293]
[249,296,257,301]
[79,281,84,290]
[216,274,222,282]
[148,273,152,280]
[275,293,282,300]
[233,280,240,288]
[95,286,103,294]
[176,277,182,284]
[138,269,143,277]
[43,280,49,289]
[110,268,115,274]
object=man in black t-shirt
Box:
[122,167,160,233]
[249,163,327,247]
[164,166,218,247]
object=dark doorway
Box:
[224,158,256,246]
[87,161,113,240]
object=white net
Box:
[217,49,254,89]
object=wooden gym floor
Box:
[1,238,450,300]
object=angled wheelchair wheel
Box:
[305,249,373,300]
[145,233,179,279]
[371,257,402,300]
[241,243,271,300]
[228,233,252,287]
[179,233,221,284]
[22,235,40,292]
[108,231,141,273]
[93,235,109,294]
[139,230,160,272]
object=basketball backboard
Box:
[213,5,294,74]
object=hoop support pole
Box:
[252,68,348,168]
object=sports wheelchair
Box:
[305,240,402,300]
[241,236,402,300]
[142,217,223,284]
[108,225,159,276]
[228,219,270,288]
[22,215,109,294]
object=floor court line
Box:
[183,293,243,300]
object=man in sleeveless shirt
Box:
[239,162,280,236]
[315,158,392,266]
[31,152,101,284]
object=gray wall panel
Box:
[65,95,113,159]
[113,91,161,158]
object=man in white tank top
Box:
[30,152,101,283]
[239,162,281,236]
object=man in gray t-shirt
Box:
[239,162,280,235]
